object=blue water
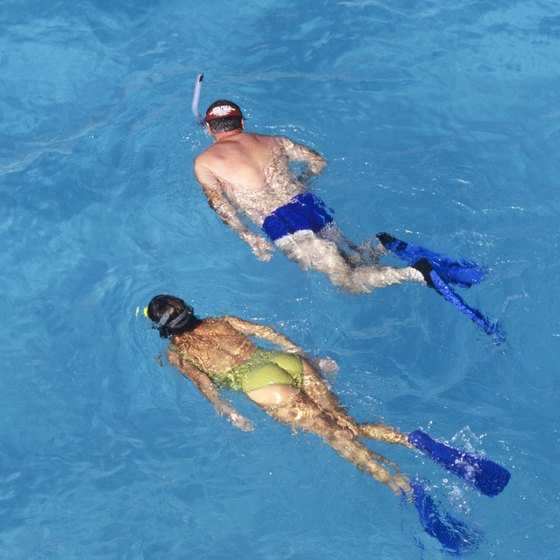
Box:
[2,0,559,558]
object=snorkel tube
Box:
[192,73,205,126]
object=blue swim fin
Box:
[410,481,482,556]
[412,258,505,342]
[376,232,485,288]
[408,430,511,498]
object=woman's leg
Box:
[300,360,359,436]
[247,385,410,495]
[358,423,411,447]
[301,361,412,448]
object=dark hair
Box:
[205,99,243,133]
[147,295,201,338]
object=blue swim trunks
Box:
[261,193,334,242]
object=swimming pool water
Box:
[2,0,560,558]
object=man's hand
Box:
[247,233,274,261]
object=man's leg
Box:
[319,223,386,266]
[275,230,425,293]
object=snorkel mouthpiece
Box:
[135,306,150,319]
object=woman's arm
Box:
[222,316,339,377]
[167,348,254,432]
[221,315,303,354]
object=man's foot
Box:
[411,258,435,288]
[376,232,397,248]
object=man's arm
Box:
[194,159,274,261]
[278,136,327,176]
[168,347,254,431]
[221,315,303,354]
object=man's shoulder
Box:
[196,143,218,158]
[193,149,219,185]
[194,144,219,167]
[244,132,283,143]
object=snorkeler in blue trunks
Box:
[194,100,424,292]
[193,100,501,338]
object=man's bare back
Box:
[194,106,327,261]
[194,131,326,223]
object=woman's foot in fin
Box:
[410,481,483,555]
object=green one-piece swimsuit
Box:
[170,346,304,393]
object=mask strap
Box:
[156,311,171,328]
[167,307,192,329]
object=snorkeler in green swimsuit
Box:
[146,294,411,494]
[144,294,510,554]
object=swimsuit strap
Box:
[168,344,258,391]
[169,344,212,377]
